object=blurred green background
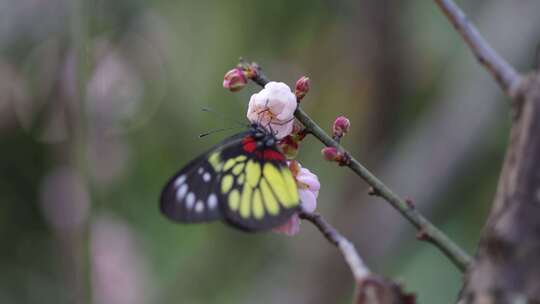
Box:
[2,0,540,303]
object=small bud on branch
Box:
[294,76,310,101]
[321,147,350,166]
[405,198,415,209]
[321,147,340,162]
[277,122,308,159]
[332,115,350,140]
[223,68,247,92]
[367,186,381,196]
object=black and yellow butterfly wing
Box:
[160,127,301,231]
[217,139,300,231]
[159,132,247,223]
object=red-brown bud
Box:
[278,124,308,159]
[321,147,350,166]
[333,116,350,138]
[294,76,310,100]
[223,68,247,92]
[278,135,300,159]
[321,147,340,162]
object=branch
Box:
[300,212,417,303]
[432,0,522,97]
[299,212,370,281]
[250,69,472,272]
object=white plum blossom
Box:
[296,166,320,213]
[273,162,320,236]
[246,81,297,139]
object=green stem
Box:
[251,69,472,272]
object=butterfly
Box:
[159,123,300,231]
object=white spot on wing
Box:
[174,175,186,187]
[208,194,217,209]
[176,184,188,201]
[195,201,204,213]
[203,172,211,182]
[198,167,204,175]
[186,192,195,209]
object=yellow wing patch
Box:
[208,152,222,171]
[234,155,247,162]
[219,156,299,224]
[245,160,261,187]
[281,169,300,207]
[263,163,296,207]
[252,189,264,219]
[240,183,252,218]
[221,175,234,193]
[232,163,245,175]
[223,159,236,171]
[260,178,279,215]
[229,189,240,210]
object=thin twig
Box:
[299,212,370,281]
[432,0,522,97]
[251,70,472,272]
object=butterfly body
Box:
[160,123,300,231]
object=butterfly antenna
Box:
[201,107,247,127]
[199,126,245,138]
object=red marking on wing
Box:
[242,136,256,153]
[258,149,285,161]
[243,136,285,161]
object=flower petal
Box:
[246,81,297,139]
[272,214,300,236]
[299,189,317,213]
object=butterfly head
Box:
[249,123,277,149]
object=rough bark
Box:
[461,73,540,303]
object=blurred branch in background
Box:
[433,0,521,97]
[299,212,417,303]
[352,0,540,265]
[299,212,370,281]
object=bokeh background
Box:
[2,0,540,303]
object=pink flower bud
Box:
[321,147,340,162]
[223,68,247,92]
[294,76,310,100]
[321,147,350,166]
[333,116,350,138]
